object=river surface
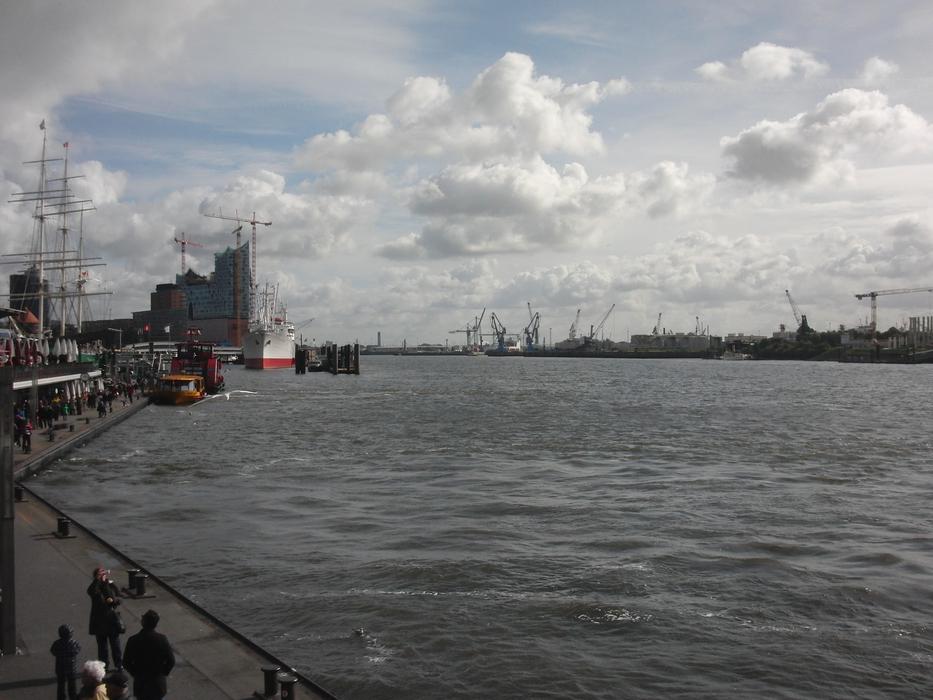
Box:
[30,357,933,699]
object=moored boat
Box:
[149,373,206,405]
[170,328,224,392]
[243,284,295,369]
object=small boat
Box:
[149,373,206,405]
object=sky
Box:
[3,0,933,346]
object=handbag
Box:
[110,608,126,634]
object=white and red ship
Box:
[242,284,295,369]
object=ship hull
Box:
[243,328,295,369]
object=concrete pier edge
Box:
[11,398,339,700]
[19,484,339,700]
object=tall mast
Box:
[58,141,69,336]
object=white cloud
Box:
[378,158,713,259]
[721,89,933,184]
[695,61,729,82]
[860,56,899,86]
[696,42,828,83]
[297,52,629,171]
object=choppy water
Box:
[30,357,933,698]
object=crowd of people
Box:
[11,381,141,453]
[51,566,175,700]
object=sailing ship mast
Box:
[5,122,107,335]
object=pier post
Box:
[0,365,15,653]
[261,665,280,696]
[276,671,298,699]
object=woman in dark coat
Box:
[87,566,123,669]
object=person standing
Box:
[123,609,175,700]
[21,418,32,453]
[87,567,123,670]
[50,624,81,700]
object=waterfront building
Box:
[132,242,250,346]
[9,267,52,327]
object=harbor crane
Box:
[784,289,811,334]
[855,287,933,333]
[524,302,541,350]
[568,309,581,340]
[173,233,203,275]
[448,307,486,349]
[652,312,663,335]
[489,312,508,352]
[589,303,616,341]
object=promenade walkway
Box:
[3,397,336,700]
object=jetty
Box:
[1,378,337,699]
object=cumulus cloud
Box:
[860,56,899,85]
[819,216,933,279]
[377,158,713,259]
[721,89,933,184]
[696,42,828,82]
[297,52,629,171]
[198,170,374,262]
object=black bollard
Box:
[57,517,71,537]
[69,424,75,432]
[14,485,24,502]
[134,573,149,596]
[277,671,298,700]
[127,569,140,590]
[48,429,55,442]
[261,665,280,696]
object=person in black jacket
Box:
[50,624,81,700]
[87,566,123,669]
[122,609,175,700]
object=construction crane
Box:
[855,287,933,333]
[524,302,540,350]
[784,289,812,334]
[652,312,663,335]
[568,309,581,340]
[489,312,508,352]
[448,307,486,349]
[173,233,203,275]
[589,303,616,341]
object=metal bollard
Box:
[134,573,149,596]
[85,417,91,425]
[127,569,140,590]
[48,429,55,442]
[69,424,75,432]
[57,517,71,537]
[14,485,24,502]
[277,672,298,700]
[261,665,280,696]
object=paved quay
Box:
[4,397,337,700]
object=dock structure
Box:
[0,372,338,700]
[323,344,360,375]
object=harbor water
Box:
[30,357,933,699]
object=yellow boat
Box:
[149,373,206,405]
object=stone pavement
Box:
[3,398,337,700]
